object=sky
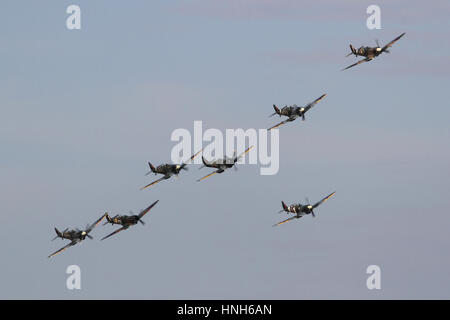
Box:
[0,0,449,299]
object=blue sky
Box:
[0,0,449,299]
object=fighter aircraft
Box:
[101,200,159,240]
[268,94,327,130]
[197,146,254,182]
[141,149,202,190]
[342,32,405,71]
[48,213,107,258]
[272,192,336,227]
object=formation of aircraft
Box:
[48,202,159,257]
[49,32,406,257]
[342,32,406,70]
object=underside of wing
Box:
[305,93,327,111]
[189,149,203,162]
[235,145,254,162]
[313,192,336,209]
[342,57,372,71]
[272,215,300,227]
[48,240,77,258]
[138,200,159,219]
[140,177,166,190]
[197,170,219,182]
[101,226,129,241]
[382,32,406,52]
[268,119,289,130]
[86,213,107,234]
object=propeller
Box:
[138,219,145,225]
[302,114,305,121]
[306,197,315,218]
[375,39,380,48]
[84,224,94,239]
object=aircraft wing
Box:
[197,170,220,182]
[342,57,372,71]
[138,200,159,219]
[86,213,107,234]
[312,192,336,209]
[304,94,327,112]
[272,215,300,227]
[382,32,405,52]
[268,119,289,130]
[235,145,254,162]
[183,149,203,165]
[101,226,129,241]
[140,177,166,190]
[48,240,78,258]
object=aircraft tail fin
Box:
[145,162,157,175]
[270,104,281,117]
[52,228,62,240]
[202,156,213,167]
[281,201,289,212]
[103,213,113,225]
[347,44,357,57]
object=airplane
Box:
[272,192,336,227]
[101,200,159,240]
[197,146,254,182]
[141,149,202,190]
[268,94,327,130]
[342,32,406,70]
[48,213,107,258]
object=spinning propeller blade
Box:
[306,197,315,218]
